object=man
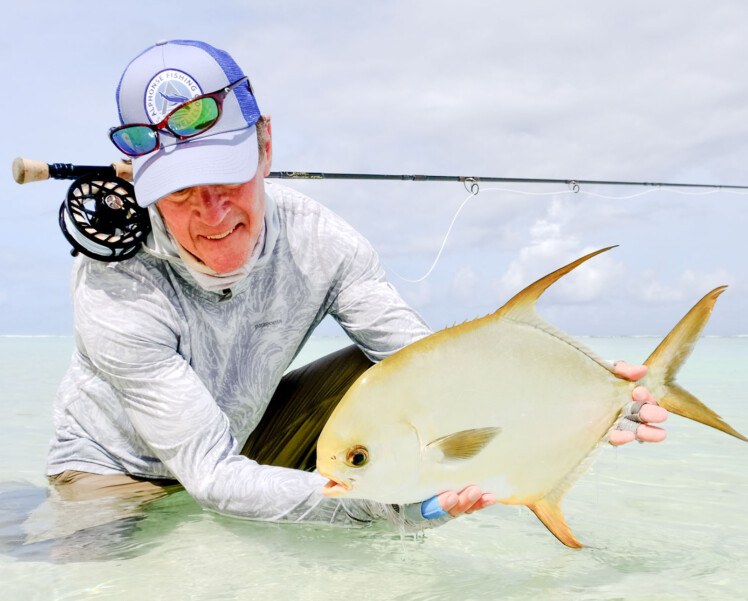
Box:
[47,40,666,529]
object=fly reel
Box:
[59,173,150,262]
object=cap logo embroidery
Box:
[144,69,203,124]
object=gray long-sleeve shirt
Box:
[47,182,439,527]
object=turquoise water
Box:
[1,336,747,600]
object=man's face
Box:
[156,122,272,274]
[157,177,266,274]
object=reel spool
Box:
[59,173,150,261]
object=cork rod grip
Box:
[11,157,133,184]
[12,157,48,184]
[113,161,134,181]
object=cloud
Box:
[3,0,748,336]
[399,279,433,311]
[450,265,481,305]
[638,268,735,305]
[494,196,625,303]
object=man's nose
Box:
[194,187,231,225]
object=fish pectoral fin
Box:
[527,498,582,549]
[425,427,501,461]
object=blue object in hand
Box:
[421,495,448,519]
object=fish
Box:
[316,247,746,548]
[159,91,190,104]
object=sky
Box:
[1,0,747,341]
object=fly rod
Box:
[12,156,748,265]
[12,157,748,191]
[267,172,748,192]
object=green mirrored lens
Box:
[168,98,220,136]
[112,126,157,156]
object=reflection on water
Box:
[0,481,203,563]
[0,337,746,600]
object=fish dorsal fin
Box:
[527,497,582,549]
[494,247,617,322]
[425,427,501,460]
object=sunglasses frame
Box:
[109,75,251,157]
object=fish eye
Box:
[345,445,369,468]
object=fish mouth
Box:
[319,472,352,497]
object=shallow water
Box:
[0,336,746,600]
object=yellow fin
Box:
[527,498,583,549]
[425,427,501,460]
[494,246,617,321]
[643,286,747,441]
[488,246,618,375]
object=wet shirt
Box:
[47,182,435,527]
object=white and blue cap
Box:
[116,40,261,207]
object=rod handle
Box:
[12,157,48,184]
[11,157,134,184]
[113,161,133,181]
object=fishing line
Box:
[384,186,574,283]
[14,158,748,265]
[384,184,748,283]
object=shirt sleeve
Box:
[71,260,423,527]
[327,227,433,362]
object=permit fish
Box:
[316,247,746,548]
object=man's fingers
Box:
[638,403,668,423]
[610,423,667,445]
[606,362,669,446]
[441,485,481,517]
[437,490,459,513]
[632,385,656,404]
[609,429,636,446]
[613,361,648,381]
[611,399,668,446]
[464,493,497,514]
[450,485,482,516]
[622,400,668,424]
[636,424,667,443]
[437,487,496,517]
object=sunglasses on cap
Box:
[109,76,251,157]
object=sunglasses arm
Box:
[12,157,133,185]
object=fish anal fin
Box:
[425,427,501,460]
[494,246,616,321]
[527,498,583,549]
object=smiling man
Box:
[47,40,666,529]
[159,181,266,274]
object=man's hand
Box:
[437,485,496,517]
[609,361,668,446]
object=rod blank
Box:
[267,171,748,190]
[11,158,748,191]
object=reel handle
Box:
[12,157,133,184]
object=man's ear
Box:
[262,115,273,177]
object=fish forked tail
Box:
[491,250,745,549]
[643,286,747,441]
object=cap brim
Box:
[132,127,259,207]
